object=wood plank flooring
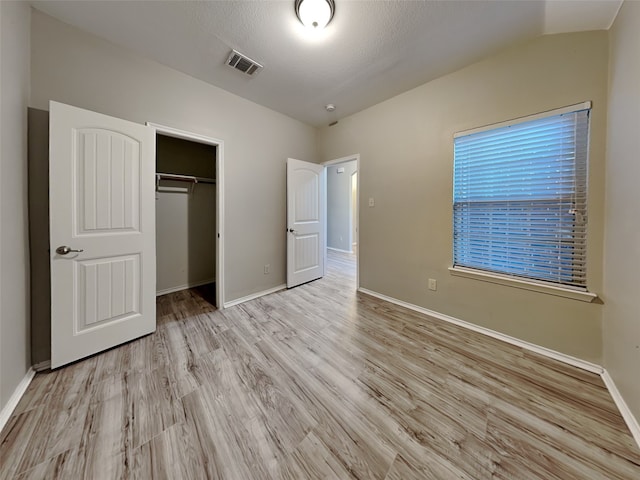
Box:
[2,251,639,479]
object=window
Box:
[452,103,590,289]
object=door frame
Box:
[322,154,360,289]
[350,170,358,253]
[147,122,225,308]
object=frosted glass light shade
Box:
[295,0,335,29]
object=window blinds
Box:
[453,107,590,288]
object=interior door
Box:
[50,101,156,369]
[287,158,326,288]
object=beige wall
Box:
[30,10,318,304]
[0,2,31,410]
[319,32,609,362]
[604,1,640,420]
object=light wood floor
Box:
[2,251,639,479]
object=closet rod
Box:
[156,172,216,184]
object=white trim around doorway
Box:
[323,154,360,290]
[146,122,225,308]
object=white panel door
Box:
[50,101,155,369]
[287,158,325,288]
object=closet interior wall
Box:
[28,108,51,367]
[155,134,216,298]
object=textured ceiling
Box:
[31,1,622,127]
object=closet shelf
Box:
[156,172,215,193]
[156,172,216,184]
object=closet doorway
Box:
[150,124,224,308]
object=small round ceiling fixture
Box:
[295,0,335,30]
[325,104,336,112]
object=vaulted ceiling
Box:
[31,1,622,126]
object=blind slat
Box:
[453,108,589,287]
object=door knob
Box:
[288,228,296,233]
[56,246,84,255]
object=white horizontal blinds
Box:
[453,108,590,288]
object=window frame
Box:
[450,102,597,303]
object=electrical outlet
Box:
[428,278,437,291]
[264,264,270,274]
[368,197,375,207]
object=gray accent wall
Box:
[327,160,357,252]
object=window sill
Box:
[448,267,598,303]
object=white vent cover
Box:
[225,49,263,76]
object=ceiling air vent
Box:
[225,49,263,76]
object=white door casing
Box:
[351,170,358,252]
[287,158,325,288]
[147,122,224,308]
[50,101,156,368]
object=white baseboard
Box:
[156,278,215,297]
[0,368,35,432]
[601,369,640,448]
[327,247,353,254]
[223,284,286,308]
[358,288,602,374]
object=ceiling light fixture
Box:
[295,0,335,30]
